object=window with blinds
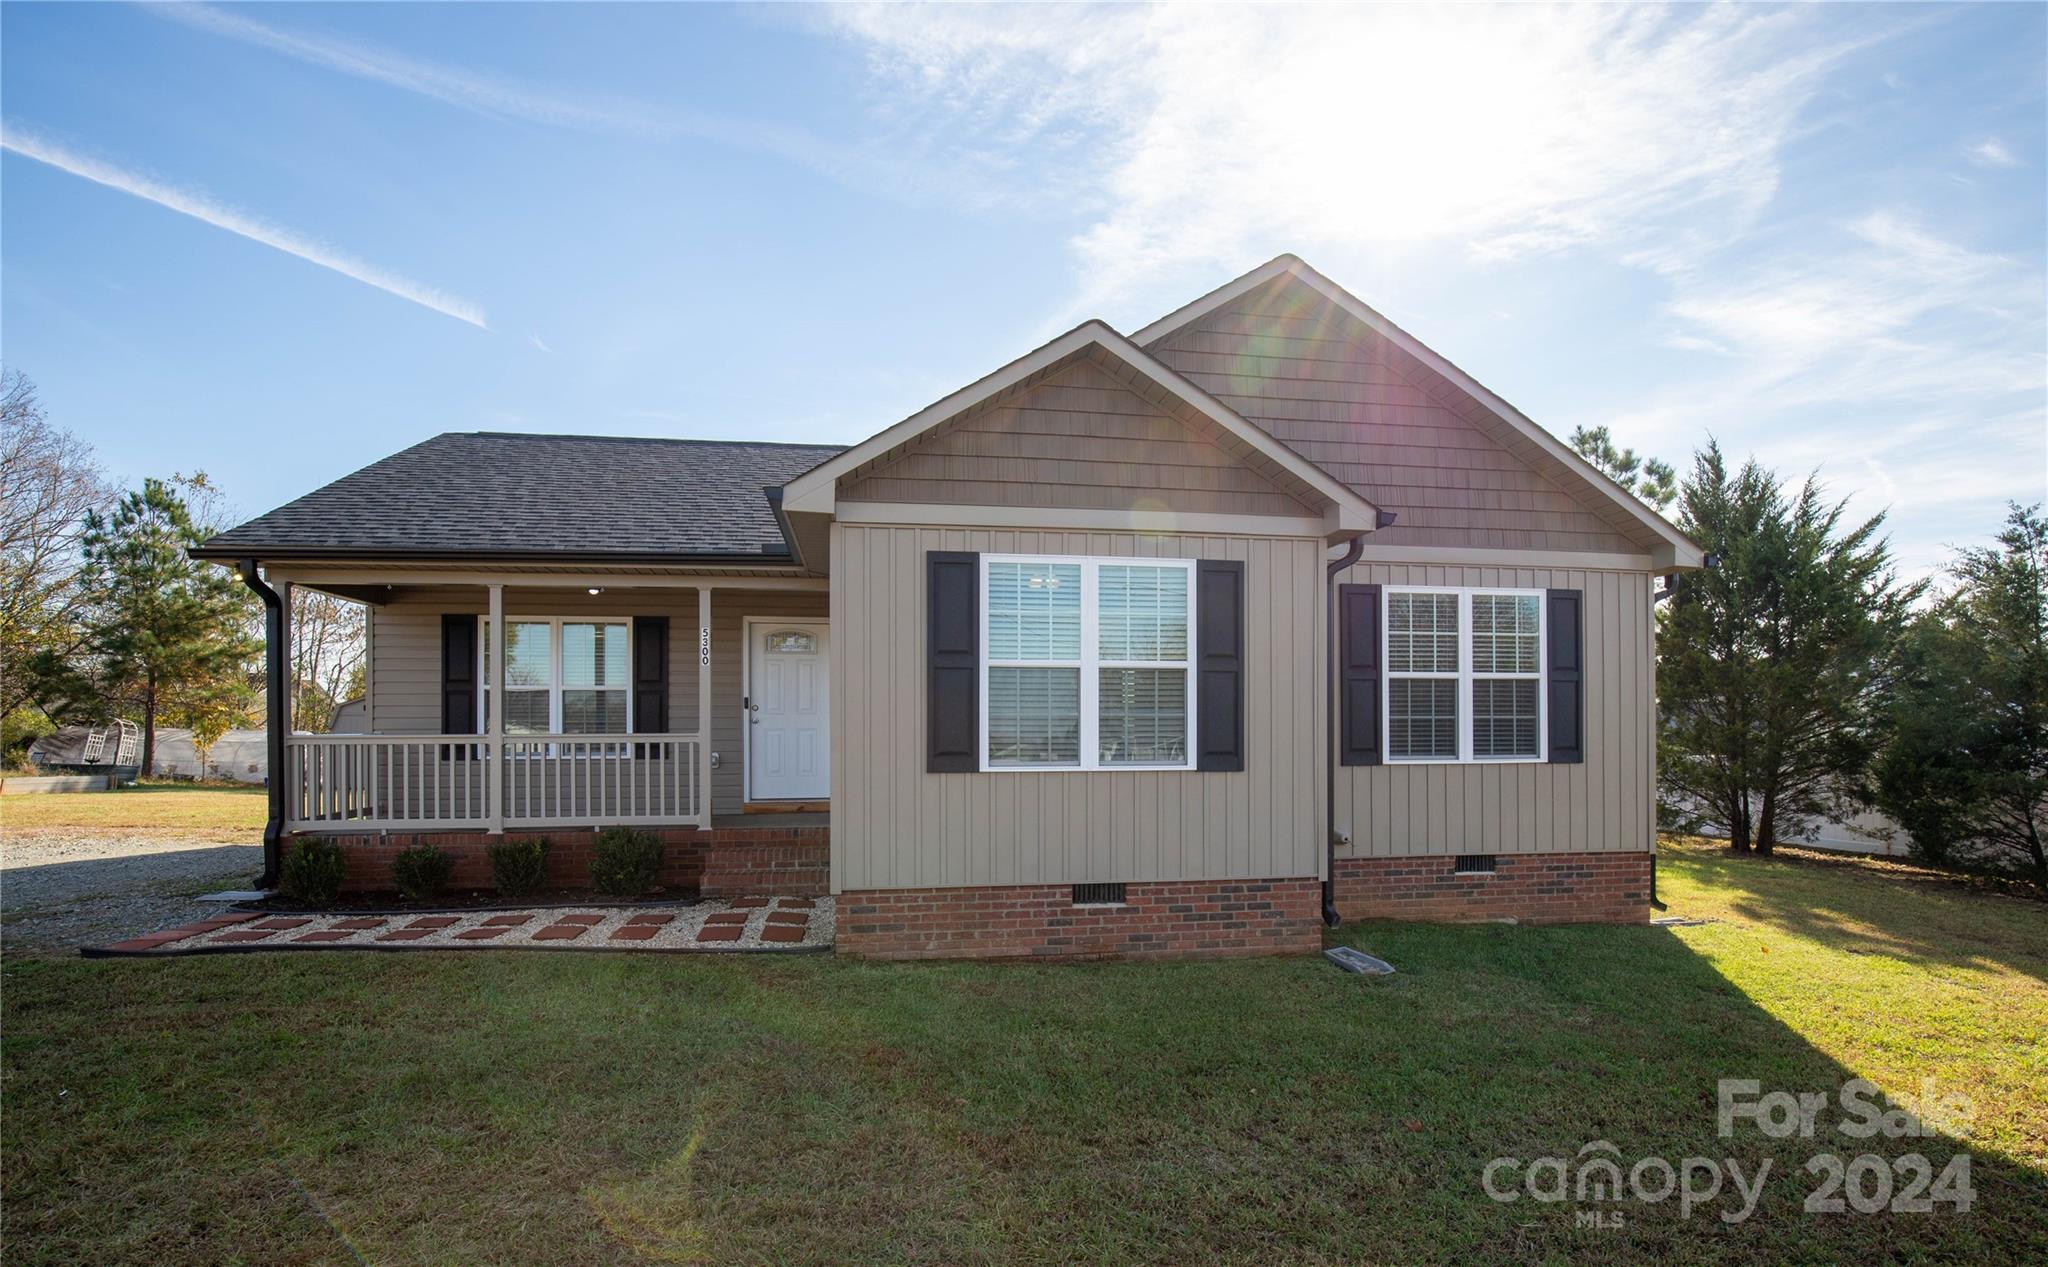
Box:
[1383,589,1545,763]
[982,556,1195,771]
[481,617,632,735]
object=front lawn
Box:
[3,839,2043,1264]
[0,782,265,837]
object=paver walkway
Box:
[86,897,833,955]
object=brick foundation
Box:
[1333,851,1651,924]
[837,878,1323,960]
[299,824,827,898]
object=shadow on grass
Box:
[2,908,2043,1264]
[1319,918,2042,1262]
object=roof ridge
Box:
[459,431,845,451]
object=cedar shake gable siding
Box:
[1146,275,1663,556]
[840,346,1324,519]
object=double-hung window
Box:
[480,618,631,735]
[981,556,1195,771]
[1384,588,1544,763]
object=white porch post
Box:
[487,583,505,834]
[698,585,713,830]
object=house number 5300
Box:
[700,627,711,667]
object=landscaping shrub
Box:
[590,827,664,896]
[390,844,454,903]
[279,838,347,908]
[488,837,551,898]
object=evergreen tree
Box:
[1570,424,1678,511]
[76,478,258,775]
[1870,505,2048,885]
[1658,443,1916,854]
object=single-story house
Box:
[195,255,1701,958]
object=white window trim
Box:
[479,615,634,737]
[1383,586,1546,765]
[978,554,1198,773]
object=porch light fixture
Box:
[587,587,603,595]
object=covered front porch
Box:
[250,562,831,879]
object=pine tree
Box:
[1569,424,1678,511]
[77,478,259,775]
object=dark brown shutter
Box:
[441,613,478,735]
[1195,560,1245,771]
[1546,588,1584,764]
[1338,583,1382,766]
[927,551,979,772]
[632,616,669,733]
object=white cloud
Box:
[150,2,993,209]
[149,2,665,133]
[1606,210,2044,547]
[528,333,552,353]
[1966,137,2020,167]
[823,3,1874,318]
[0,124,488,328]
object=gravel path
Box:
[0,830,264,954]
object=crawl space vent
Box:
[1071,882,1127,906]
[1454,854,1497,875]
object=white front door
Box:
[746,621,830,801]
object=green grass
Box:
[3,840,2043,1265]
[0,782,265,836]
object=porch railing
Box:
[283,733,705,831]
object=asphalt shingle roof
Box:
[198,432,846,560]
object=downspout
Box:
[1322,531,1367,927]
[1646,569,1692,912]
[238,559,287,888]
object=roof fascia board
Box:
[837,500,1336,540]
[191,545,794,566]
[261,566,828,591]
[1135,256,1704,569]
[1348,543,1661,572]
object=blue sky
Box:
[4,2,2043,580]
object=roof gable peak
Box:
[1135,255,1702,568]
[780,319,1379,539]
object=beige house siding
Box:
[1333,560,1657,858]
[365,585,827,816]
[831,522,1327,893]
[1147,278,1657,556]
[840,351,1322,519]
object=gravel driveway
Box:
[0,831,264,954]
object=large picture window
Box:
[480,618,631,735]
[981,555,1195,770]
[1384,588,1544,763]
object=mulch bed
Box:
[238,888,697,916]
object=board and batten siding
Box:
[830,522,1327,893]
[1334,561,1657,858]
[365,585,827,816]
